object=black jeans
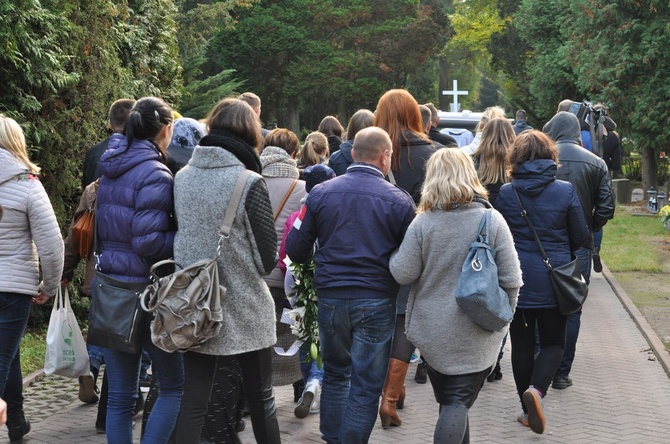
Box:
[510,307,567,411]
[174,347,280,444]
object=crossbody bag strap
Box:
[512,188,553,271]
[273,179,298,222]
[220,169,252,237]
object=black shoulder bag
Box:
[87,203,151,354]
[512,189,588,315]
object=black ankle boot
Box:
[487,361,503,382]
[7,409,31,442]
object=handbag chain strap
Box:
[512,188,553,271]
[273,179,298,222]
[216,169,252,258]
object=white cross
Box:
[442,80,469,112]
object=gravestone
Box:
[631,187,644,202]
[612,179,631,204]
[442,80,469,112]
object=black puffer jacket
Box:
[543,112,615,242]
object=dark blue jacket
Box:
[97,135,175,283]
[494,160,588,309]
[328,140,353,176]
[285,163,415,299]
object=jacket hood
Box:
[100,135,163,179]
[0,149,30,185]
[260,146,299,178]
[338,140,354,162]
[512,159,557,197]
[543,112,582,145]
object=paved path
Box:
[2,270,669,443]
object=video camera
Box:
[565,100,617,157]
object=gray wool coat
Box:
[174,146,278,356]
[390,203,523,375]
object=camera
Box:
[566,100,617,132]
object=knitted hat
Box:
[304,164,336,192]
[170,118,206,150]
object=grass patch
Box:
[21,329,47,377]
[601,206,670,273]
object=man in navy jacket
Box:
[286,127,415,444]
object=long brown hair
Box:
[373,89,430,172]
[474,117,515,186]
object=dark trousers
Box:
[174,348,280,444]
[510,308,567,410]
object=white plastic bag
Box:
[44,287,90,377]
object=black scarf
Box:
[200,129,262,174]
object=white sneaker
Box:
[309,380,321,414]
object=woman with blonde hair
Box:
[461,106,507,155]
[473,117,516,205]
[390,148,522,443]
[0,114,64,441]
[373,88,435,428]
[298,131,329,174]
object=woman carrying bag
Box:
[95,97,184,443]
[494,131,588,434]
[0,114,64,442]
[390,148,522,443]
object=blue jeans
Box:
[0,293,32,413]
[318,296,395,444]
[556,247,592,378]
[87,344,105,371]
[299,344,324,384]
[103,319,184,444]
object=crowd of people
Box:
[0,88,617,444]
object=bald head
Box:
[557,99,575,112]
[352,127,392,173]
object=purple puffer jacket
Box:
[96,134,175,283]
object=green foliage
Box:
[180,69,246,120]
[20,329,47,377]
[212,0,451,130]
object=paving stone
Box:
[1,272,669,443]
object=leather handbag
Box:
[140,170,250,353]
[454,208,514,331]
[72,209,95,258]
[87,201,149,355]
[512,189,588,315]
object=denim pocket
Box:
[358,302,394,343]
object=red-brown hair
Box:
[373,89,430,172]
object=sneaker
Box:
[410,351,420,363]
[294,380,320,418]
[516,412,529,428]
[522,387,545,434]
[78,373,99,404]
[593,249,603,273]
[551,375,573,389]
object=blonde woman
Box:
[390,148,522,444]
[461,106,507,155]
[0,114,64,441]
[298,132,329,174]
[473,117,516,205]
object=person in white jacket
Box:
[0,114,64,442]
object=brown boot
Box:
[379,358,409,429]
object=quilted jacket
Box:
[96,135,175,283]
[0,148,64,297]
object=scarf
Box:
[259,146,299,179]
[200,129,262,173]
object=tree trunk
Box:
[438,57,449,111]
[642,146,658,199]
